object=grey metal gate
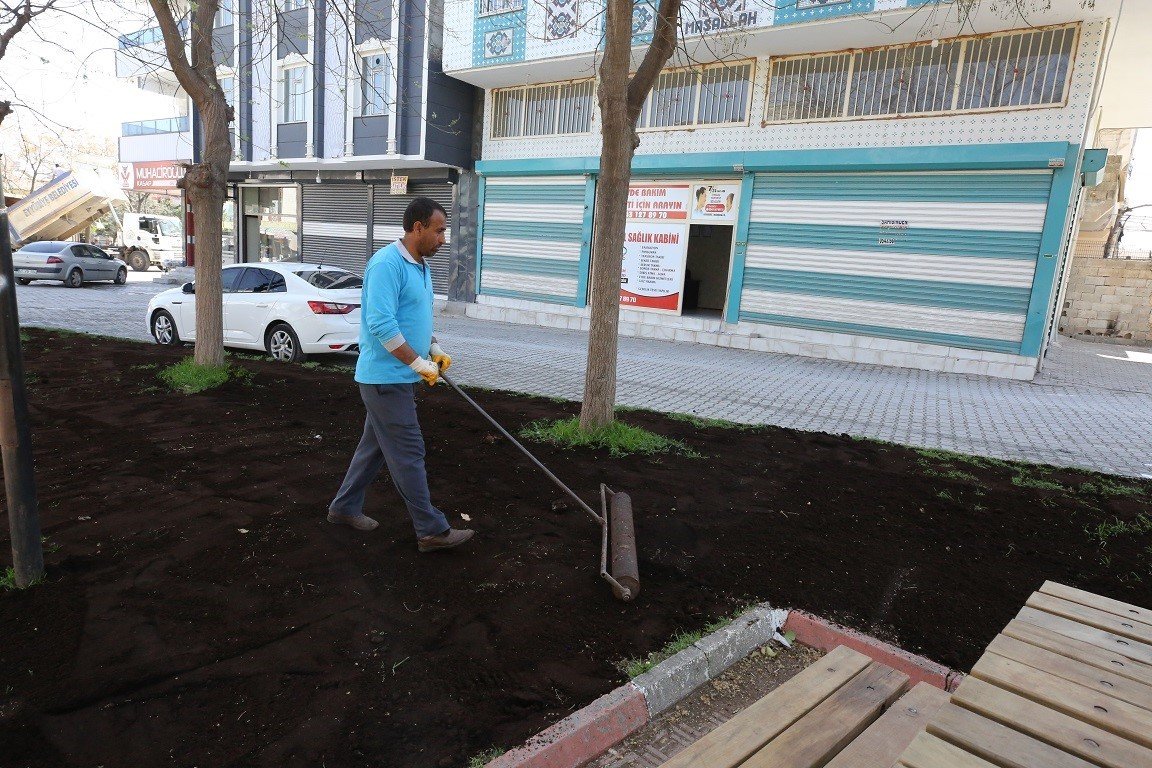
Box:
[372,181,455,296]
[301,184,370,273]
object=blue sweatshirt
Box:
[355,241,434,384]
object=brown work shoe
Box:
[327,511,380,531]
[417,528,475,552]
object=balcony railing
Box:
[122,116,190,136]
[119,19,188,49]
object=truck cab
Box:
[119,212,184,272]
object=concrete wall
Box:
[1060,257,1152,343]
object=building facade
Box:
[444,0,1130,379]
[118,0,478,298]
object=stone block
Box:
[631,645,709,717]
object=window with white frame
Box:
[280,0,307,10]
[218,75,236,108]
[491,79,594,138]
[479,0,524,16]
[765,24,1078,123]
[362,54,390,117]
[214,1,233,27]
[283,66,307,123]
[637,61,753,130]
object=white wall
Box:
[1096,1,1152,129]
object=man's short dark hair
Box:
[403,197,447,232]
[696,186,707,199]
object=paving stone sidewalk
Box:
[15,280,1152,478]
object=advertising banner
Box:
[620,219,689,313]
[690,182,740,222]
[118,161,184,192]
[626,182,692,221]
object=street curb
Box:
[782,610,965,692]
[486,683,649,768]
[486,603,784,768]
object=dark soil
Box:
[2,328,1151,768]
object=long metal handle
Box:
[438,372,603,525]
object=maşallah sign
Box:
[118,162,185,192]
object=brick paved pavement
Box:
[15,280,1152,478]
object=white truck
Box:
[8,169,185,271]
[114,212,184,272]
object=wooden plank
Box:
[1017,607,1152,667]
[824,682,950,768]
[898,732,999,768]
[1026,593,1152,645]
[1040,582,1152,627]
[971,651,1152,747]
[657,646,872,768]
[1003,620,1152,690]
[987,634,1152,711]
[741,662,909,768]
[953,676,1152,768]
[928,702,1100,768]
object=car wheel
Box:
[16,278,30,286]
[266,323,306,363]
[127,250,149,272]
[114,267,128,285]
[151,310,181,346]
[65,269,83,288]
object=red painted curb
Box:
[784,611,964,692]
[487,683,649,768]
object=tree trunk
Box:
[579,0,640,432]
[185,96,231,368]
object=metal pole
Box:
[0,157,44,587]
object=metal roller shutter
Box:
[301,184,370,274]
[742,170,1055,355]
[372,181,455,296]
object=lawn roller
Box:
[438,372,640,602]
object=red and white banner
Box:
[626,183,692,221]
[620,220,688,313]
[118,161,185,192]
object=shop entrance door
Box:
[683,224,734,316]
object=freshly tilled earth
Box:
[2,329,1151,767]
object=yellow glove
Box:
[408,356,441,386]
[429,342,451,372]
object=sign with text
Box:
[626,182,691,221]
[690,182,740,222]
[620,220,689,313]
[390,175,409,195]
[118,161,184,192]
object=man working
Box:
[328,197,474,552]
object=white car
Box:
[146,262,362,362]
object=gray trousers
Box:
[330,383,449,539]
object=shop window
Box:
[638,61,753,130]
[491,79,593,138]
[766,23,1078,123]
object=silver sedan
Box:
[13,241,129,288]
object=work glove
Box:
[408,356,441,386]
[429,342,452,372]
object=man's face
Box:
[412,210,448,258]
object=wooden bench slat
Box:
[1017,607,1152,666]
[953,677,1152,768]
[971,651,1152,747]
[1040,582,1152,628]
[741,662,908,768]
[1003,620,1152,689]
[1026,593,1152,645]
[898,732,999,768]
[824,682,949,768]
[928,702,1100,768]
[987,634,1152,712]
[656,646,872,768]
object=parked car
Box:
[146,262,363,362]
[14,241,129,288]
